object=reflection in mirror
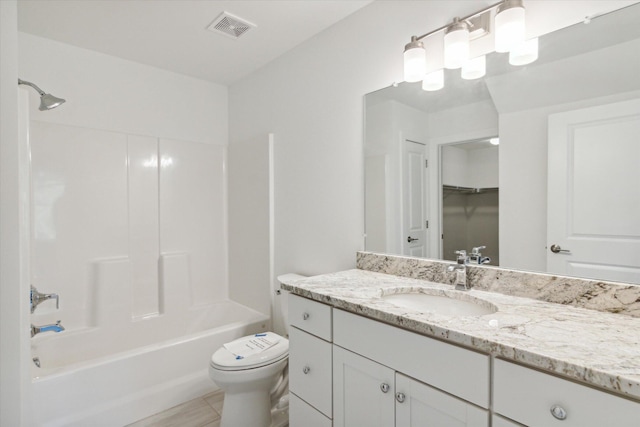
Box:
[364,3,640,284]
[441,139,499,265]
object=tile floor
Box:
[126,391,224,427]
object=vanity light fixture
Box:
[444,18,470,69]
[461,55,486,80]
[402,0,535,90]
[404,36,427,82]
[422,69,444,91]
[509,37,538,65]
[495,0,526,53]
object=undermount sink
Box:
[381,289,497,316]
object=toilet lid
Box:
[211,332,289,371]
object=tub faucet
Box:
[30,285,59,313]
[447,250,470,291]
[31,321,65,338]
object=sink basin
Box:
[381,290,497,316]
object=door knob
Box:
[407,236,419,243]
[380,383,390,393]
[550,244,570,254]
[395,392,406,403]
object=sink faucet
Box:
[447,250,470,290]
[469,246,491,265]
[30,285,59,313]
[31,321,65,338]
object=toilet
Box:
[209,274,304,427]
[209,332,289,427]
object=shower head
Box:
[18,78,66,111]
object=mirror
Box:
[364,3,640,284]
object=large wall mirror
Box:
[364,3,640,284]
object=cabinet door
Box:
[333,345,395,427]
[396,373,489,427]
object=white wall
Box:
[18,33,227,145]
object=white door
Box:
[402,139,429,257]
[547,98,640,283]
[333,346,395,427]
[396,373,489,427]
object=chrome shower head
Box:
[18,78,66,111]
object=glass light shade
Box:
[422,69,444,91]
[444,26,469,69]
[404,45,427,82]
[495,4,525,53]
[490,137,500,145]
[509,37,538,65]
[461,55,486,80]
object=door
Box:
[395,373,489,427]
[547,98,640,283]
[402,139,429,257]
[333,346,395,427]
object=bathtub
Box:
[30,300,269,427]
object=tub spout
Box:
[31,320,65,338]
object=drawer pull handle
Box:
[395,392,405,403]
[380,383,390,393]
[550,405,567,420]
[302,312,310,320]
[303,366,310,374]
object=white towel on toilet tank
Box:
[223,334,280,359]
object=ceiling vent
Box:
[206,12,256,39]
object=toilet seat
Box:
[211,332,289,371]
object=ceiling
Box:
[17,0,372,85]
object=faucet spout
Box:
[448,250,470,290]
[31,320,65,338]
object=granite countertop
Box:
[280,269,640,401]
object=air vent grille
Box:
[207,12,256,39]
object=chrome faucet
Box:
[447,250,470,290]
[469,246,491,265]
[31,320,65,338]
[30,285,59,313]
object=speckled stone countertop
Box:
[280,269,640,401]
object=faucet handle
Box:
[454,250,468,264]
[471,246,486,255]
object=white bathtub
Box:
[30,300,269,427]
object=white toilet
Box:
[209,331,289,427]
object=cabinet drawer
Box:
[333,309,490,408]
[289,294,332,340]
[494,359,640,427]
[289,327,332,417]
[290,393,332,427]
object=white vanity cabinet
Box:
[333,345,488,427]
[333,309,489,427]
[288,294,333,426]
[493,359,640,427]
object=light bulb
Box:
[422,69,444,91]
[444,19,469,69]
[495,0,525,53]
[404,37,426,82]
[509,37,538,66]
[461,55,486,80]
[490,137,500,145]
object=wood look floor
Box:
[126,391,224,427]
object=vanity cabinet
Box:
[288,294,333,426]
[333,309,489,427]
[493,359,640,427]
[333,345,488,427]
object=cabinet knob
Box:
[302,366,310,374]
[380,383,390,393]
[395,392,405,403]
[302,312,310,320]
[550,405,567,420]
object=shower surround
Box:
[27,120,265,426]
